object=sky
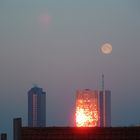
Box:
[0,0,140,139]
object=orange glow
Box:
[75,90,99,127]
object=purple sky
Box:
[0,0,140,139]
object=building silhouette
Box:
[98,91,104,127]
[28,86,46,127]
[98,90,111,127]
[104,90,111,127]
[98,74,111,127]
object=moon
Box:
[101,43,112,54]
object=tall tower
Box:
[75,89,99,127]
[98,74,111,127]
[98,74,104,127]
[98,91,104,127]
[28,86,46,127]
[104,90,111,127]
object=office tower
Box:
[98,74,111,127]
[98,90,111,127]
[98,91,104,127]
[104,90,111,127]
[28,86,46,127]
[75,89,99,127]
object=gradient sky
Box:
[0,0,140,139]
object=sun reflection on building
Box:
[75,89,99,127]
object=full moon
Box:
[101,43,112,54]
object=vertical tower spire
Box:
[102,73,104,91]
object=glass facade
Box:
[28,86,46,127]
[75,89,99,127]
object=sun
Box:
[101,43,112,54]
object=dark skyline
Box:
[0,1,140,140]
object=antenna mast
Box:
[102,73,104,91]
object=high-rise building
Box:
[75,89,99,127]
[75,74,111,127]
[98,74,111,127]
[28,86,46,127]
[75,89,111,127]
[98,91,104,127]
[98,90,111,127]
[104,90,111,127]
